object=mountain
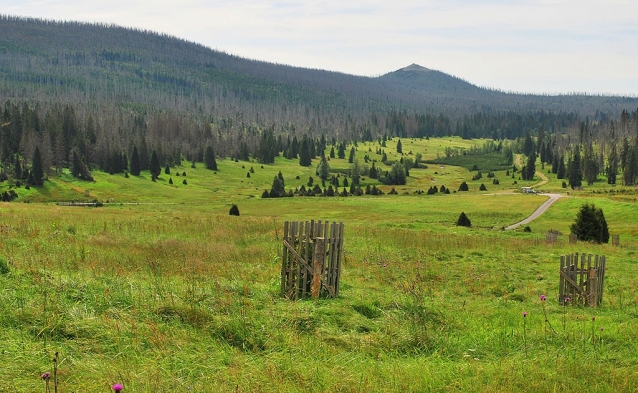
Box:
[1,15,636,120]
[0,15,637,175]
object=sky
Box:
[3,0,638,96]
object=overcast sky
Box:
[4,0,638,96]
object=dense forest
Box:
[1,15,638,189]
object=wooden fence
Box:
[281,221,344,299]
[559,253,606,307]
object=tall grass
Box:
[1,199,637,391]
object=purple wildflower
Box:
[599,327,604,331]
[540,294,547,301]
[112,384,124,392]
[523,312,527,317]
[41,372,50,381]
[565,297,571,302]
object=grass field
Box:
[1,137,638,392]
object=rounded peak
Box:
[399,63,431,72]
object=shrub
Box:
[0,257,9,275]
[456,212,471,227]
[523,226,532,232]
[261,190,270,198]
[458,181,469,191]
[570,203,609,243]
[479,183,487,191]
[182,179,187,185]
[169,178,173,184]
[229,204,240,216]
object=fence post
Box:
[311,237,326,298]
[588,268,598,306]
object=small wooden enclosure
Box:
[559,253,606,307]
[280,221,344,299]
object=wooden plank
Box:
[311,237,326,298]
[334,222,344,297]
[598,255,607,305]
[283,240,312,272]
[328,222,338,296]
[559,270,585,294]
[281,221,289,297]
[301,221,311,297]
[292,221,300,299]
[559,255,565,304]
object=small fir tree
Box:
[457,212,471,227]
[150,150,161,180]
[570,203,609,243]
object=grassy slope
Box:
[1,137,638,392]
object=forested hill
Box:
[1,15,637,179]
[1,15,636,120]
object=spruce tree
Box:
[570,203,609,243]
[624,150,637,186]
[348,147,356,163]
[316,155,330,182]
[457,212,471,227]
[130,146,141,176]
[71,149,94,181]
[150,150,161,180]
[396,139,402,154]
[524,152,536,180]
[30,146,44,186]
[568,148,582,188]
[299,137,311,167]
[204,146,217,170]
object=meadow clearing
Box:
[1,137,637,392]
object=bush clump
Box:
[570,203,609,243]
[456,212,471,227]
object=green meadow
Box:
[1,137,638,392]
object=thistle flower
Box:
[112,383,124,392]
[523,312,527,317]
[540,294,546,301]
[41,372,51,381]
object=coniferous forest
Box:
[1,15,638,187]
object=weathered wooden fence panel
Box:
[546,231,559,244]
[558,253,606,306]
[281,221,344,299]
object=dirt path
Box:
[514,154,549,188]
[505,193,562,230]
